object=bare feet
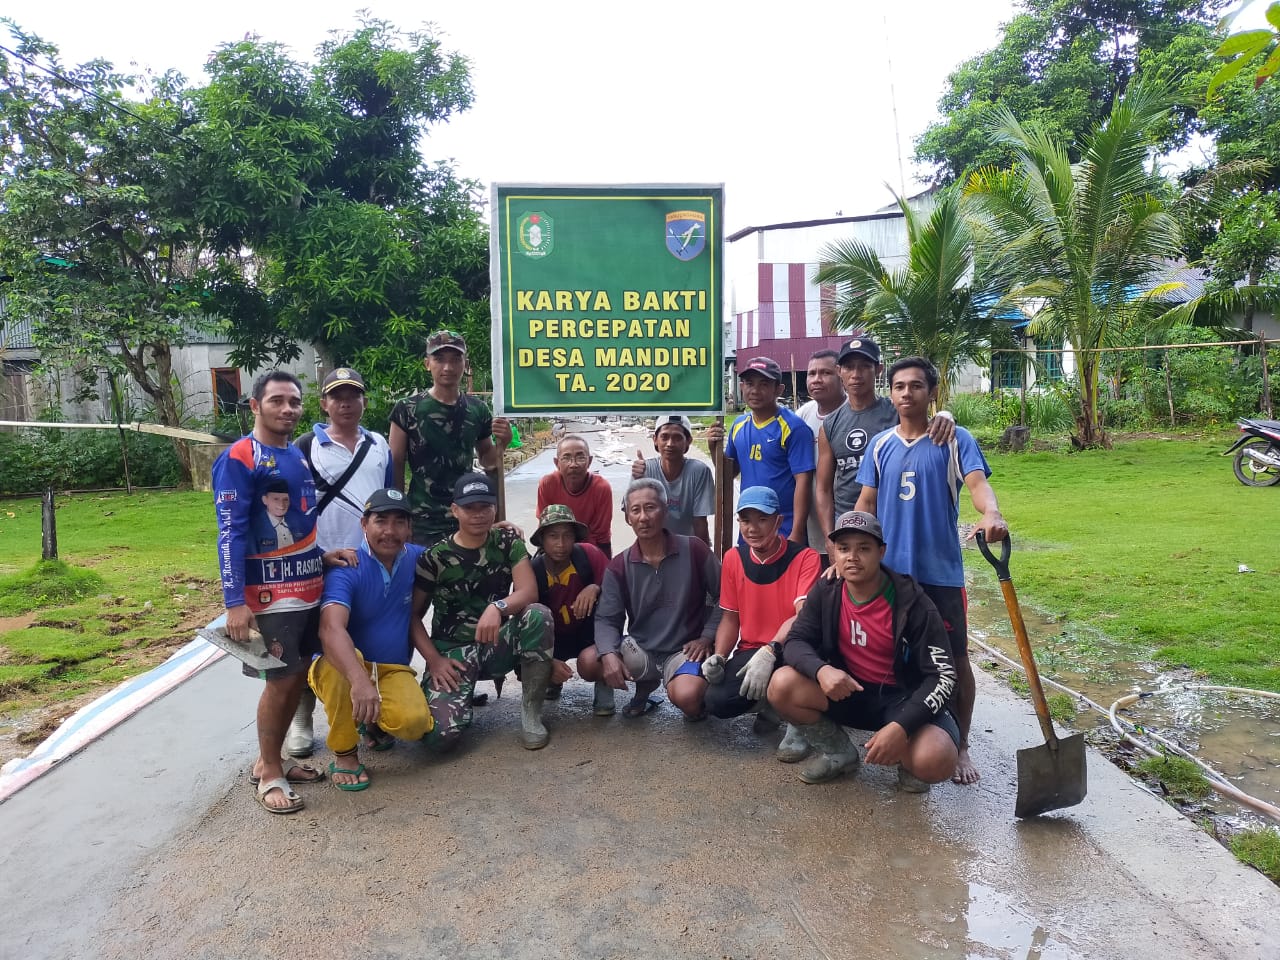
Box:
[952,747,980,785]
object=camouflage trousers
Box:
[423,603,553,751]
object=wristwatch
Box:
[491,599,509,619]
[768,640,784,659]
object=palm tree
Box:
[813,188,1014,407]
[964,80,1184,448]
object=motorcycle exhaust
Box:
[1244,447,1280,469]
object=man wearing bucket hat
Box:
[529,504,609,700]
[703,486,820,758]
[310,488,434,790]
[628,415,713,544]
[767,511,960,790]
[412,472,564,750]
[389,330,513,547]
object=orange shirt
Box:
[720,539,820,651]
[536,472,615,555]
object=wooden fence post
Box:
[41,486,57,561]
[1261,334,1273,418]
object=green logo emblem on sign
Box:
[517,212,554,258]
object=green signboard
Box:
[490,184,724,416]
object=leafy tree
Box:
[813,189,1015,406]
[0,22,207,480]
[966,81,1185,448]
[915,0,1229,184]
[1207,1,1280,98]
[192,20,490,404]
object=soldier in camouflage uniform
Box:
[389,330,512,546]
[412,473,569,750]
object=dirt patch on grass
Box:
[0,612,37,633]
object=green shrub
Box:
[0,428,181,495]
[948,392,996,429]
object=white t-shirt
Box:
[306,424,395,551]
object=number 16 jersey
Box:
[855,426,990,587]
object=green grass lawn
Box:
[967,435,1280,690]
[0,491,222,715]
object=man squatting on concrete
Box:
[412,473,568,751]
[213,371,356,815]
[577,478,722,719]
[286,366,395,759]
[311,489,434,790]
[768,511,960,791]
[702,486,821,762]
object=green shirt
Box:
[414,526,529,651]
[389,390,493,545]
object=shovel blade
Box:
[1015,733,1088,818]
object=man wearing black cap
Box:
[767,511,960,791]
[708,356,815,544]
[412,472,563,750]
[389,330,513,547]
[311,488,434,790]
[814,336,953,543]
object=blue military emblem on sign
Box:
[665,210,706,260]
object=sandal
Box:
[622,696,662,718]
[329,756,371,792]
[249,761,326,786]
[255,777,305,815]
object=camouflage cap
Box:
[426,329,467,356]
[530,503,590,548]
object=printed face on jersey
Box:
[838,356,880,401]
[624,486,667,541]
[262,490,290,518]
[737,508,782,553]
[654,423,690,460]
[829,531,885,588]
[251,380,302,441]
[889,365,937,419]
[806,355,841,405]
[362,509,411,562]
[739,371,784,413]
[539,523,577,564]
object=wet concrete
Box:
[1,421,1278,959]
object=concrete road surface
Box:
[1,420,1276,959]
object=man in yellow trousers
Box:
[310,488,435,791]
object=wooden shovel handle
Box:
[977,532,1058,747]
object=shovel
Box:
[197,625,286,672]
[975,532,1087,818]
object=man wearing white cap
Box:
[629,414,713,544]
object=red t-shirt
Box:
[541,542,609,642]
[536,473,615,556]
[720,540,821,651]
[838,577,897,685]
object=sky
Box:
[4,1,1268,232]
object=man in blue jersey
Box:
[212,371,355,815]
[708,356,815,544]
[310,488,434,791]
[854,356,1007,786]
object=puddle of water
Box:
[962,882,1084,960]
[964,576,1280,817]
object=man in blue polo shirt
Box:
[310,488,435,791]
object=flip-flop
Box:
[329,759,371,792]
[622,696,662,718]
[249,762,326,786]
[255,777,305,815]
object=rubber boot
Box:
[797,717,861,784]
[775,723,812,763]
[897,764,931,794]
[752,703,782,735]
[284,688,316,758]
[593,681,616,717]
[520,659,552,750]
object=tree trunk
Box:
[1074,354,1110,449]
[149,341,193,484]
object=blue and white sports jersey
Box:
[855,426,990,587]
[723,408,815,537]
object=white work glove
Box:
[737,645,776,701]
[701,653,727,684]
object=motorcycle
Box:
[1225,418,1280,487]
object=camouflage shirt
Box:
[414,526,529,651]
[389,391,493,545]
